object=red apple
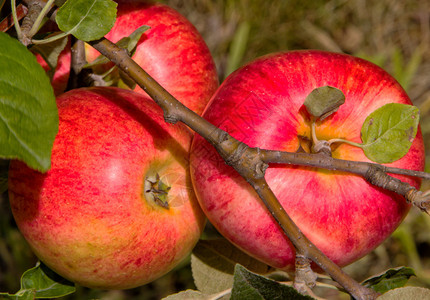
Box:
[190,50,425,270]
[85,0,219,115]
[34,39,71,96]
[8,87,205,289]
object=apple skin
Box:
[85,0,219,115]
[8,87,206,289]
[190,50,425,270]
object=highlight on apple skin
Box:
[190,50,425,271]
[8,87,206,289]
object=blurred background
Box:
[0,0,429,299]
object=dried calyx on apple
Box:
[304,85,420,164]
[144,173,171,209]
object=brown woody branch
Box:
[19,0,43,45]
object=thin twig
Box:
[261,150,430,180]
[260,150,429,212]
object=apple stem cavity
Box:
[144,173,171,209]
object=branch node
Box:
[365,165,406,193]
[163,112,180,124]
[254,148,269,179]
[312,140,332,157]
[219,141,268,180]
[293,254,317,294]
[223,141,248,167]
[406,189,430,214]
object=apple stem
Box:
[310,120,332,156]
[311,119,363,153]
[310,119,319,145]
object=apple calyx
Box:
[144,173,171,209]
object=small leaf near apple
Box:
[84,25,151,68]
[361,103,419,163]
[304,86,345,120]
[362,266,416,294]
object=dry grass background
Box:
[0,0,429,299]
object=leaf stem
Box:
[31,31,69,44]
[328,138,363,148]
[11,0,22,39]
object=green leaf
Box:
[231,264,315,300]
[304,86,345,120]
[361,103,419,163]
[85,25,150,68]
[191,239,270,296]
[0,32,58,172]
[378,286,430,299]
[362,266,416,294]
[56,0,117,42]
[0,262,75,299]
[117,25,151,55]
[22,262,75,298]
[54,0,68,7]
[162,290,221,300]
[83,25,149,89]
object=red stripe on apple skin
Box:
[190,50,425,270]
[86,1,219,115]
[9,87,205,289]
